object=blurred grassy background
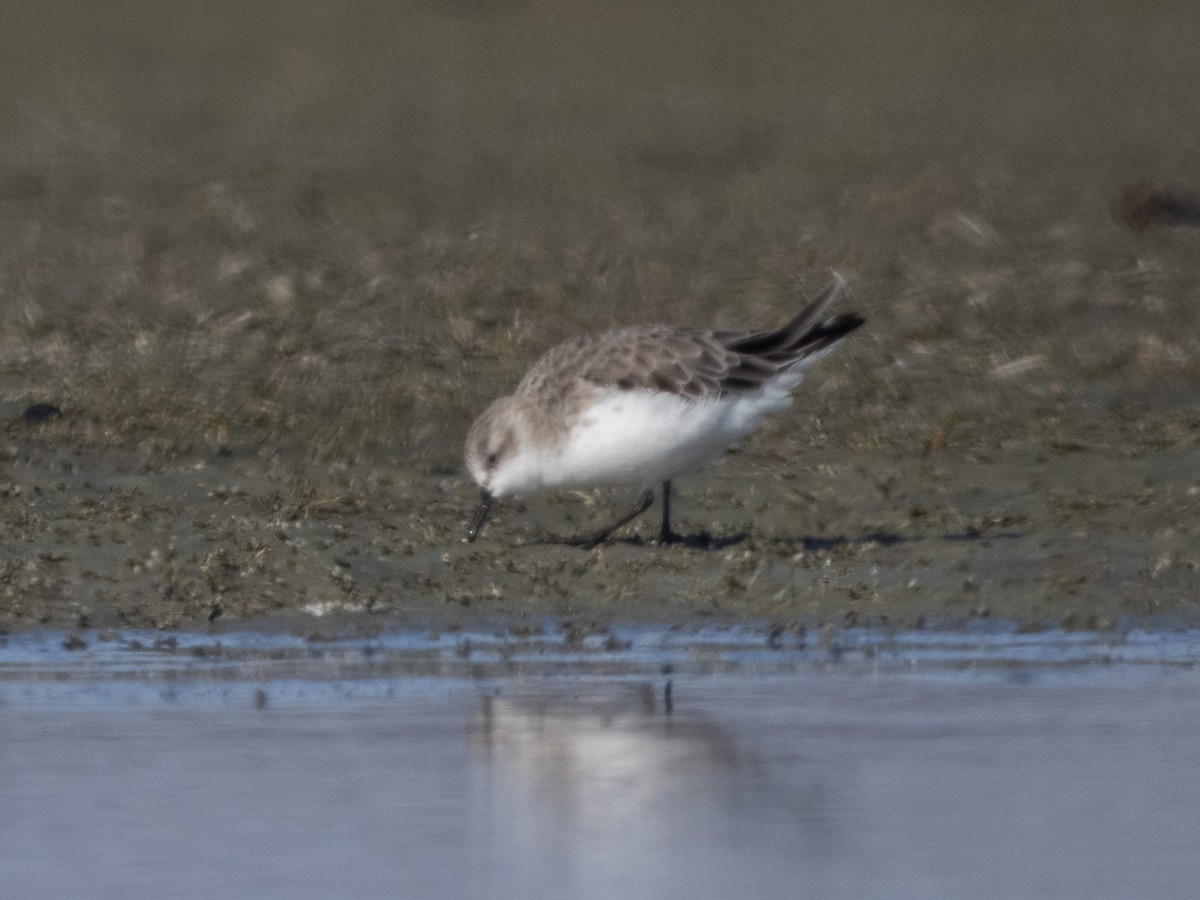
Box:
[1,1,1199,470]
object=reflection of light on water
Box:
[4,665,1200,897]
[466,684,830,898]
[3,625,1200,706]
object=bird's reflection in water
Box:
[467,682,831,898]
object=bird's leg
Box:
[659,479,683,545]
[577,487,654,549]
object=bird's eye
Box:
[486,452,499,468]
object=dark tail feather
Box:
[773,273,846,348]
[725,274,864,364]
[783,311,866,363]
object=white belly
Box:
[542,383,797,489]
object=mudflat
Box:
[2,2,1198,632]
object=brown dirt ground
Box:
[2,1,1199,633]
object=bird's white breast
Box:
[538,379,800,490]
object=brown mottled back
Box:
[512,277,863,417]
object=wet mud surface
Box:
[1,2,1199,632]
[4,436,1197,633]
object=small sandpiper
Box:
[464,275,864,547]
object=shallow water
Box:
[4,626,1200,899]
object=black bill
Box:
[467,489,494,542]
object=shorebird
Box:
[464,275,863,547]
